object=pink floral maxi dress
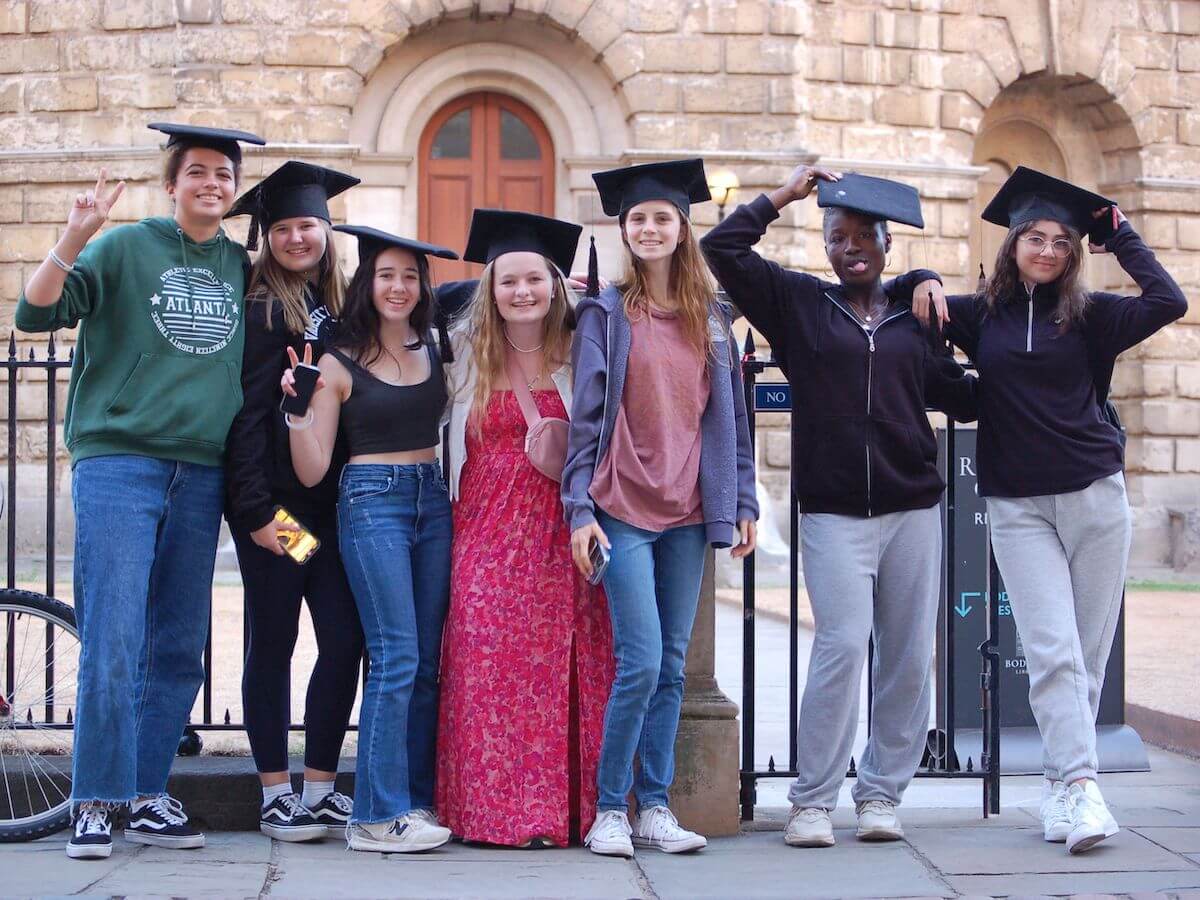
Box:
[435,390,614,846]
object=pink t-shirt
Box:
[590,306,710,531]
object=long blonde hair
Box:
[463,256,575,437]
[983,219,1090,332]
[617,209,715,357]
[247,219,346,335]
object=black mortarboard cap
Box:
[148,122,266,165]
[592,158,711,218]
[227,162,359,251]
[333,225,459,264]
[435,279,479,322]
[981,165,1116,244]
[816,173,925,229]
[463,209,582,277]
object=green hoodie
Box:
[15,217,249,468]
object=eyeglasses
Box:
[1019,234,1074,257]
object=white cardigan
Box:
[439,327,573,501]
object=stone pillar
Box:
[670,548,741,836]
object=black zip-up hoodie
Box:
[939,220,1187,498]
[701,193,978,518]
[225,288,345,535]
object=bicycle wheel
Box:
[0,589,78,841]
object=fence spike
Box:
[966,757,974,772]
[25,708,31,723]
[742,330,756,356]
[27,347,35,361]
[767,754,776,773]
[68,346,75,362]
[224,708,231,725]
[46,331,56,359]
[66,708,72,724]
[6,332,14,359]
[848,756,857,776]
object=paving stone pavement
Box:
[4,747,1200,899]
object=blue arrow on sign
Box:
[955,592,981,618]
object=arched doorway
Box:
[418,91,555,281]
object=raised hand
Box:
[66,168,125,240]
[280,343,326,398]
[776,164,842,207]
[1087,205,1127,255]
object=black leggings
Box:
[234,523,364,773]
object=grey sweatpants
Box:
[788,505,941,810]
[986,471,1131,785]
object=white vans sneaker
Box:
[783,806,834,847]
[631,806,707,853]
[855,800,904,841]
[584,809,633,858]
[1040,779,1070,843]
[346,812,451,853]
[1065,780,1118,854]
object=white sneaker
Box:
[631,806,707,853]
[1040,779,1070,843]
[855,799,903,841]
[410,808,441,827]
[784,806,834,848]
[584,809,633,858]
[1065,780,1118,854]
[346,812,451,853]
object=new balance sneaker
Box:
[1066,780,1119,854]
[260,793,326,843]
[308,791,353,833]
[346,812,451,853]
[584,809,633,858]
[631,806,707,853]
[855,800,904,841]
[66,804,113,859]
[784,806,835,848]
[1040,779,1071,843]
[125,794,205,849]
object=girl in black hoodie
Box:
[701,165,976,850]
[225,162,363,842]
[911,167,1187,854]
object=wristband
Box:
[284,410,314,430]
[47,248,74,273]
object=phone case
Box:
[273,506,320,565]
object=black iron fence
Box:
[739,338,1002,819]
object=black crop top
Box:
[329,344,447,455]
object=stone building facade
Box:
[1,0,1199,573]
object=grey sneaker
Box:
[346,812,451,853]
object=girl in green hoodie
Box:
[16,123,264,861]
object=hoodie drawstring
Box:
[176,227,228,333]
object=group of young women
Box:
[14,121,1184,863]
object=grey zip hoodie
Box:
[561,285,758,548]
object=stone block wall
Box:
[0,0,1198,571]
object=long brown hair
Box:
[246,220,345,335]
[617,208,715,357]
[464,256,575,438]
[983,219,1090,331]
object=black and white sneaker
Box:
[125,794,205,849]
[308,791,353,833]
[66,805,113,859]
[260,793,326,842]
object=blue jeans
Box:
[337,463,451,824]
[595,509,707,812]
[71,455,223,806]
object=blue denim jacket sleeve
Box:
[561,300,608,532]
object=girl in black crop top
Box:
[283,226,461,853]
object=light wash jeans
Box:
[71,455,224,806]
[595,509,707,812]
[338,463,451,824]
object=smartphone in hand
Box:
[280,362,321,417]
[273,506,320,565]
[587,538,610,586]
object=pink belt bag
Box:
[506,351,569,482]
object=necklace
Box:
[380,332,419,380]
[504,330,543,353]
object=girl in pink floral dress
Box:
[435,210,614,847]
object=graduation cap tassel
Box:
[245,215,259,252]
[586,235,599,298]
[976,261,987,294]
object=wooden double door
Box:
[418,91,555,282]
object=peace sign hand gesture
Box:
[281,343,326,398]
[66,168,126,241]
